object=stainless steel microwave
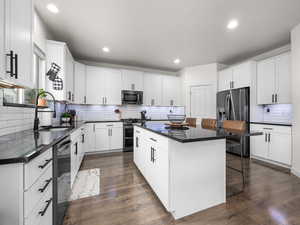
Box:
[122,90,143,105]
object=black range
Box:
[134,122,263,143]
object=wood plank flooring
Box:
[63,152,300,225]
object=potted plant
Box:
[37,89,48,107]
[61,112,71,123]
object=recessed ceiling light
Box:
[47,3,59,14]
[102,47,110,53]
[174,59,181,64]
[227,19,239,30]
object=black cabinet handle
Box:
[82,134,85,143]
[265,133,267,142]
[153,148,156,162]
[6,50,14,77]
[275,94,278,103]
[68,91,71,101]
[268,133,271,143]
[150,147,153,162]
[14,53,18,79]
[272,94,274,103]
[72,93,74,102]
[39,198,52,216]
[84,96,87,104]
[38,178,52,193]
[75,142,78,155]
[38,159,52,169]
[150,138,157,142]
[136,137,139,148]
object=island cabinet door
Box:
[147,135,170,210]
[133,128,141,169]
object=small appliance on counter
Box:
[140,110,147,121]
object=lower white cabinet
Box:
[0,148,53,225]
[250,124,292,166]
[134,126,169,209]
[70,127,86,186]
[86,122,123,153]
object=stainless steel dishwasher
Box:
[53,136,71,225]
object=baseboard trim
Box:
[85,149,123,155]
[291,168,300,178]
[250,155,291,169]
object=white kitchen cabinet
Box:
[257,57,276,104]
[74,62,86,104]
[46,41,74,101]
[86,66,106,104]
[250,124,292,166]
[0,148,53,225]
[218,68,232,91]
[232,62,252,89]
[268,131,291,166]
[275,52,291,104]
[0,0,4,80]
[86,123,96,152]
[87,122,123,153]
[95,128,110,151]
[110,127,123,150]
[134,127,169,209]
[65,48,74,102]
[122,69,144,91]
[218,61,253,92]
[4,0,34,88]
[144,73,163,106]
[257,52,291,105]
[105,68,122,105]
[86,66,122,105]
[162,75,181,106]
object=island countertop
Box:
[134,122,263,143]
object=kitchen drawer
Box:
[95,122,123,129]
[144,129,168,149]
[24,165,52,217]
[25,148,53,190]
[251,124,291,134]
[25,184,52,225]
[71,128,81,140]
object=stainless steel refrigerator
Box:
[217,87,250,157]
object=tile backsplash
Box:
[68,105,185,121]
[263,104,293,123]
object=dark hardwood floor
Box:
[63,152,300,225]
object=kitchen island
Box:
[133,122,262,219]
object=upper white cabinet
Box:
[122,69,144,91]
[257,52,291,105]
[218,61,254,91]
[144,73,163,106]
[218,68,232,91]
[162,75,181,106]
[86,66,122,105]
[0,0,4,80]
[3,0,34,88]
[46,41,74,101]
[74,62,86,104]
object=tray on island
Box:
[165,122,189,128]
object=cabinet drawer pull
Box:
[149,138,157,142]
[136,130,140,134]
[272,94,274,103]
[38,178,52,193]
[265,133,267,142]
[14,53,18,79]
[38,159,52,169]
[39,198,52,216]
[75,143,78,155]
[263,128,273,130]
[82,134,85,143]
[268,133,271,143]
[275,94,278,103]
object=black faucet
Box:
[33,91,56,131]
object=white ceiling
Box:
[35,0,300,72]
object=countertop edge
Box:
[250,122,292,127]
[134,124,227,143]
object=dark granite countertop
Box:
[135,122,263,143]
[0,122,85,165]
[250,121,292,127]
